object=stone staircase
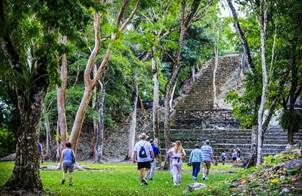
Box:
[159,128,302,160]
[157,54,302,160]
[172,54,242,129]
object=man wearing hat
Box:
[133,133,154,186]
[200,140,213,180]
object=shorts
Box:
[137,161,151,170]
[63,162,74,173]
[232,157,237,161]
[202,161,211,169]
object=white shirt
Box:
[134,140,153,162]
[201,145,213,161]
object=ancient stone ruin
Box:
[164,54,302,160]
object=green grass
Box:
[0,162,241,195]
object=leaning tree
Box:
[0,0,93,193]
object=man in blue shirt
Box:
[147,139,160,180]
[201,140,213,180]
[189,144,202,181]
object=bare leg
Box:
[69,172,73,185]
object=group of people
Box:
[132,133,214,186]
[58,134,241,187]
[231,148,241,164]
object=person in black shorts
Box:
[133,133,154,186]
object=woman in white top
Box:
[171,140,186,185]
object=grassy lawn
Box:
[0,162,241,195]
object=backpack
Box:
[138,143,148,158]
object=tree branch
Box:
[116,0,131,27]
[226,0,255,73]
[119,0,140,31]
[84,13,101,87]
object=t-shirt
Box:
[151,144,160,157]
[201,145,213,162]
[232,151,238,158]
[134,140,153,163]
[62,148,73,163]
[189,148,202,163]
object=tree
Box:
[0,0,93,192]
[162,0,212,149]
[69,0,140,150]
[57,36,68,157]
[256,0,269,165]
[225,0,298,165]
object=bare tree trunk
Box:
[57,36,68,156]
[56,123,60,160]
[269,25,277,77]
[213,30,219,108]
[192,65,196,82]
[69,87,94,149]
[152,47,160,139]
[256,0,268,165]
[91,67,98,159]
[44,114,51,158]
[95,81,105,163]
[128,80,139,159]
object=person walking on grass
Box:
[171,140,186,186]
[133,133,154,186]
[166,142,176,176]
[200,140,213,180]
[60,142,76,186]
[232,149,238,164]
[189,144,202,181]
[147,139,160,180]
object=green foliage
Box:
[280,110,302,132]
[0,126,16,157]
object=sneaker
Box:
[202,177,206,181]
[61,179,65,185]
[142,179,148,185]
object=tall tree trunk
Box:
[69,87,94,150]
[152,48,160,139]
[128,80,139,159]
[256,0,268,165]
[57,36,68,155]
[213,30,219,108]
[44,113,51,158]
[5,90,45,192]
[95,81,105,163]
[91,65,98,159]
[163,93,172,150]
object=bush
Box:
[0,126,16,157]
